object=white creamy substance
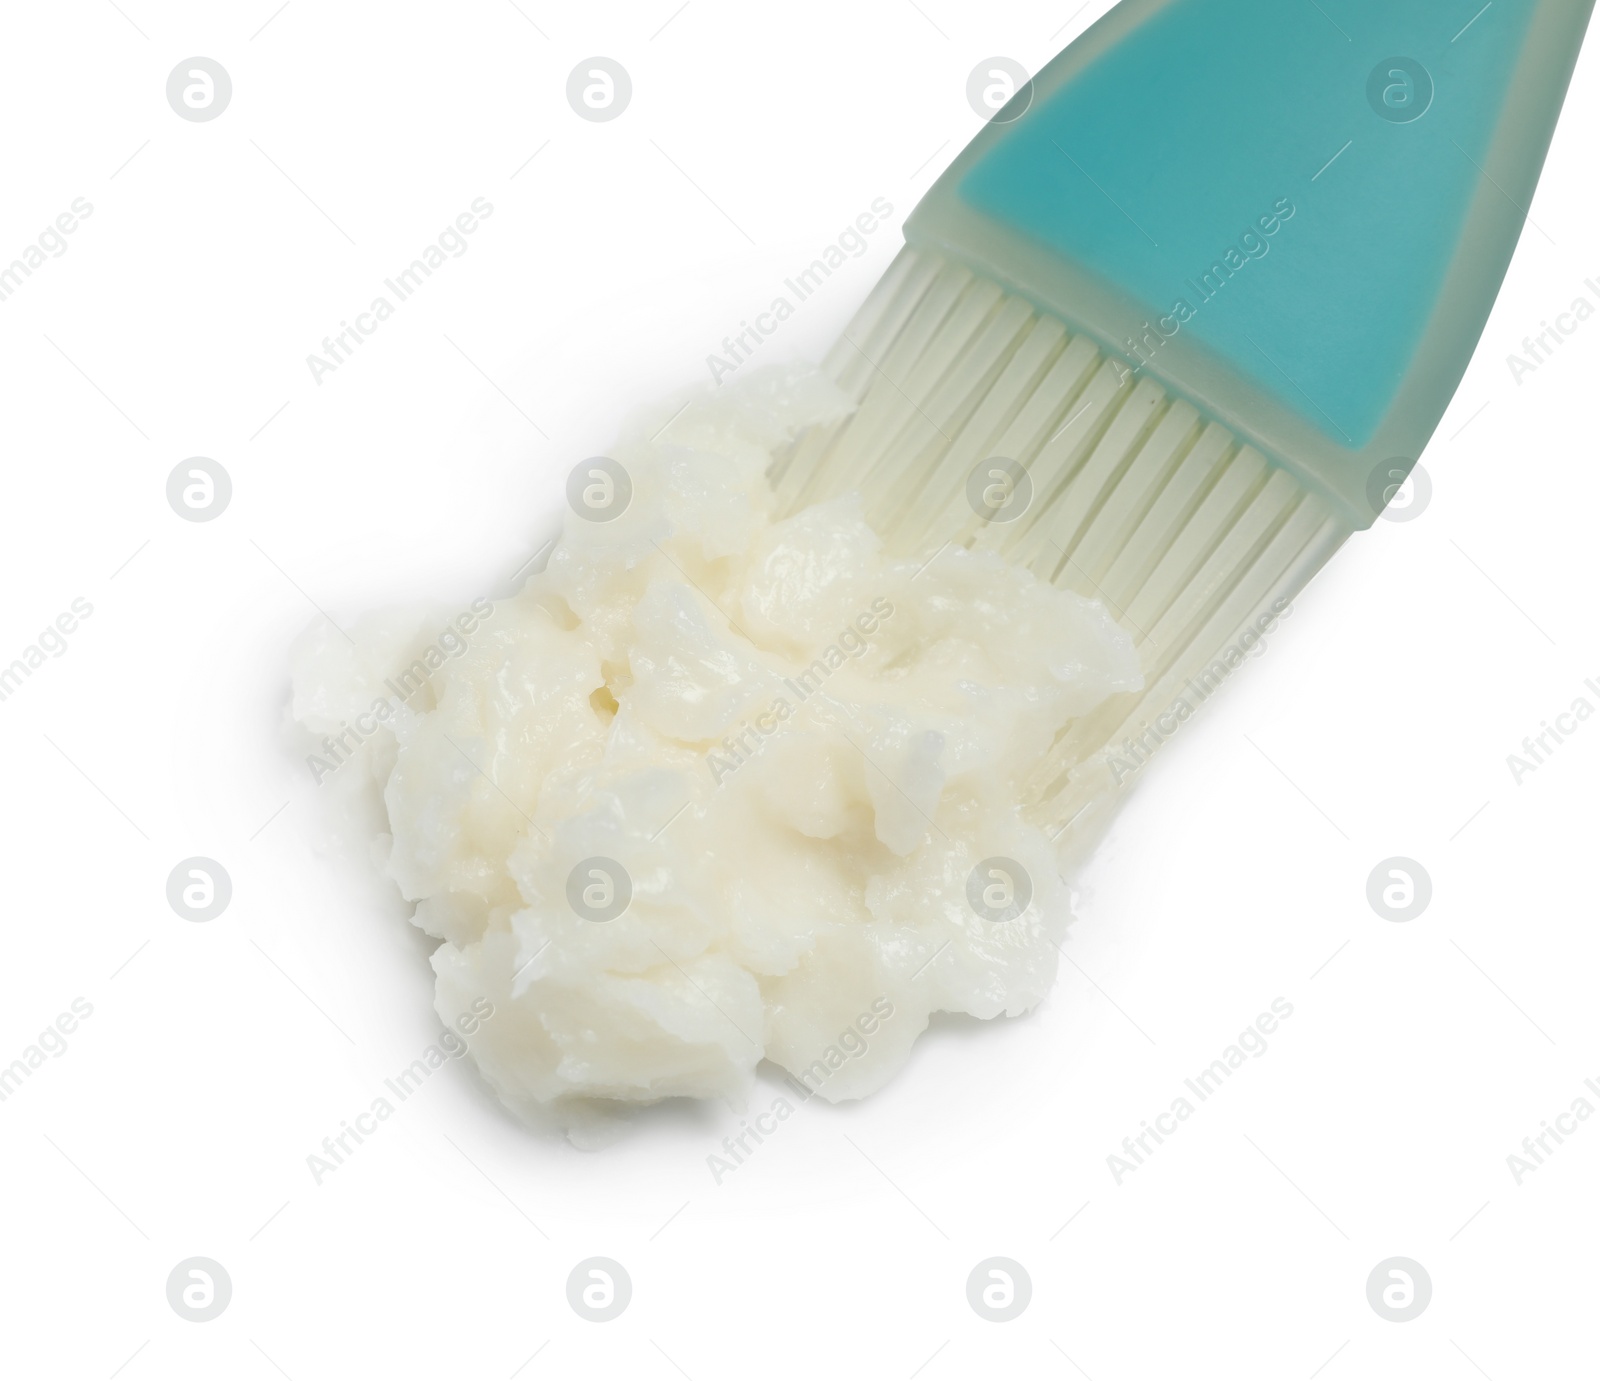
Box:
[291,365,1141,1139]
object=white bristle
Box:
[771,246,1352,848]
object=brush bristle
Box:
[772,246,1352,852]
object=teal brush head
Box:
[773,0,1593,847]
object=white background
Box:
[1,1,1597,1378]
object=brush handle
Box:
[910,0,1594,527]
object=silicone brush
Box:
[772,0,1593,846]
